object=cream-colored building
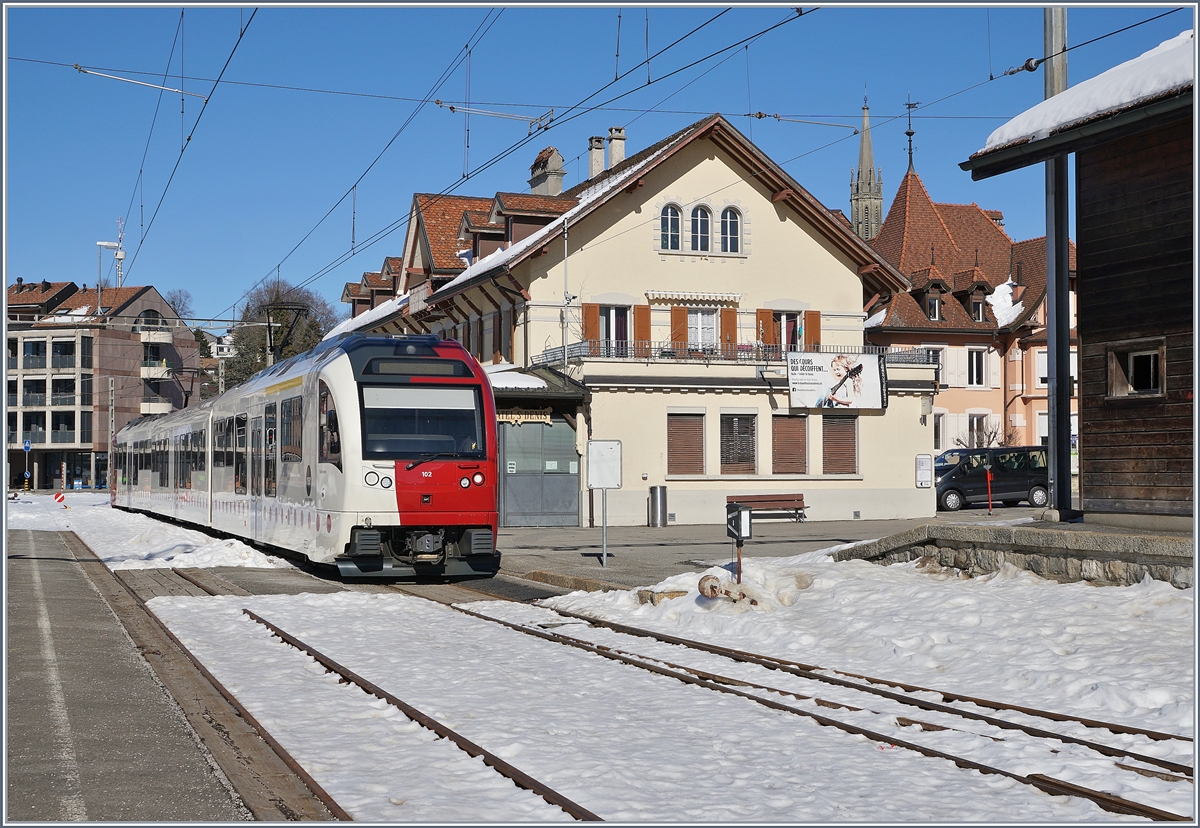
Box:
[338,115,940,526]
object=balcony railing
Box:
[6,394,16,407]
[22,356,46,369]
[142,359,172,369]
[142,393,173,405]
[51,355,76,369]
[532,340,935,367]
[7,356,15,370]
[51,431,76,444]
[22,431,46,445]
[22,394,46,407]
[7,431,17,444]
[51,394,75,407]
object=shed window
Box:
[1109,342,1164,398]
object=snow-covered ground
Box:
[7,491,1195,821]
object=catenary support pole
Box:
[1044,7,1073,512]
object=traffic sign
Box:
[23,439,30,452]
[23,471,30,479]
[726,502,752,542]
[53,492,65,504]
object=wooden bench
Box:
[726,494,806,522]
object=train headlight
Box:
[381,476,392,489]
[459,477,471,489]
[472,472,485,486]
[364,471,380,486]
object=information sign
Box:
[915,453,933,488]
[23,440,31,452]
[726,502,752,542]
[586,440,622,490]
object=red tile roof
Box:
[493,192,577,216]
[362,271,390,290]
[462,210,503,233]
[415,194,495,272]
[341,282,369,302]
[48,286,145,313]
[7,280,76,307]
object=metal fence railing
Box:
[22,394,46,407]
[533,340,937,367]
[51,355,76,369]
[51,394,75,407]
[51,431,76,444]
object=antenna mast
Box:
[115,218,126,288]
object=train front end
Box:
[327,336,500,579]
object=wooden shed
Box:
[961,30,1194,530]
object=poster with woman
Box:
[785,352,886,410]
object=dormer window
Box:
[972,300,985,322]
[927,296,940,321]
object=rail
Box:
[22,356,46,369]
[532,340,935,367]
[22,394,46,407]
[51,394,75,406]
[50,431,76,444]
[51,355,76,369]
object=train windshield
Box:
[360,385,485,460]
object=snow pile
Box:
[987,278,1024,327]
[982,29,1195,152]
[4,491,289,569]
[537,550,1195,733]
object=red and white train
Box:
[111,334,500,578]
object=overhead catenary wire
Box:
[123,9,258,282]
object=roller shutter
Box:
[720,414,756,475]
[822,415,857,474]
[772,415,807,474]
[667,414,704,475]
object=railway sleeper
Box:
[337,525,500,579]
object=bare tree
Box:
[224,280,344,388]
[165,288,194,319]
[953,417,1024,449]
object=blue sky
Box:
[4,4,1194,327]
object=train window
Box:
[265,403,277,497]
[223,417,235,469]
[364,358,470,377]
[319,381,342,471]
[280,396,303,463]
[360,385,485,460]
[196,429,206,474]
[235,414,248,495]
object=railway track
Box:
[117,562,1193,821]
[452,599,1193,822]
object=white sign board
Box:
[915,453,933,488]
[786,352,887,410]
[586,440,622,490]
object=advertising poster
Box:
[786,352,887,410]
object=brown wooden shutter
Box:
[670,306,688,351]
[756,309,777,344]
[804,310,822,350]
[772,415,807,474]
[582,303,600,341]
[633,304,651,357]
[822,415,857,474]
[667,414,704,475]
[720,414,756,475]
[720,307,738,360]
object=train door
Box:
[250,416,264,542]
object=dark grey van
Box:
[934,447,1049,511]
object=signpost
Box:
[23,439,30,491]
[726,502,752,583]
[586,440,622,567]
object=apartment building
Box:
[6,281,199,489]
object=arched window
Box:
[720,208,741,253]
[660,205,680,250]
[691,206,711,252]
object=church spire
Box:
[850,95,883,242]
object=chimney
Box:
[589,136,605,179]
[528,147,565,196]
[15,277,23,292]
[607,126,626,168]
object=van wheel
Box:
[940,490,964,511]
[1029,486,1048,508]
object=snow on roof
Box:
[981,29,1194,153]
[987,279,1024,328]
[323,293,409,340]
[486,371,548,390]
[864,307,887,329]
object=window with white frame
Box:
[1038,348,1079,388]
[688,309,716,348]
[720,208,741,253]
[599,306,629,357]
[925,347,946,387]
[927,296,940,321]
[933,413,945,450]
[660,206,680,250]
[968,413,989,447]
[967,348,986,387]
[773,312,802,351]
[691,206,711,252]
[972,299,986,322]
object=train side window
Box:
[265,403,277,497]
[319,381,342,471]
[224,417,235,470]
[235,413,248,495]
[281,396,303,462]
